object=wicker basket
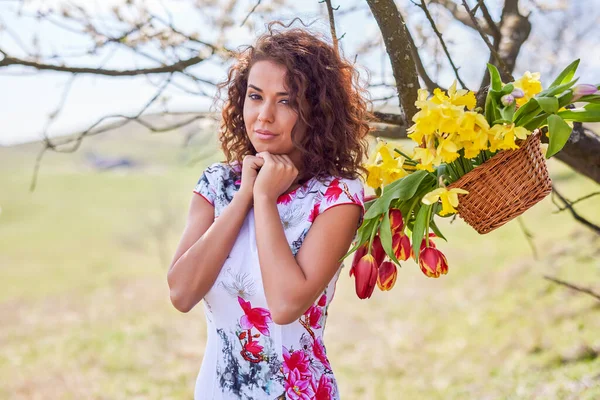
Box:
[447,130,552,234]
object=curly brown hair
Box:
[216,20,372,180]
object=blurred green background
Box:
[1,124,598,399]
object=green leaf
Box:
[492,119,513,125]
[487,63,503,91]
[523,114,548,131]
[576,94,600,103]
[513,100,539,125]
[549,59,580,88]
[411,204,431,264]
[535,97,559,114]
[379,209,402,265]
[500,83,514,95]
[429,218,447,242]
[500,102,517,121]
[546,115,573,159]
[363,171,429,219]
[340,218,377,262]
[538,78,578,97]
[557,108,600,122]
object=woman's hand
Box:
[253,152,299,202]
[238,155,265,203]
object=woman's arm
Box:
[167,191,252,312]
[167,156,264,313]
[253,152,361,324]
[254,197,360,324]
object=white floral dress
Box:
[192,162,364,400]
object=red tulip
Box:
[389,209,404,234]
[377,261,398,291]
[372,235,386,267]
[349,243,368,277]
[353,254,378,299]
[419,247,449,278]
[411,233,437,260]
[392,233,411,261]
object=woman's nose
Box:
[257,102,274,123]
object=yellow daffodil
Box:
[457,111,490,158]
[513,71,543,106]
[422,187,469,216]
[437,134,461,163]
[489,123,530,152]
[364,139,412,190]
[431,81,476,110]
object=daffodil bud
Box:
[511,88,525,99]
[501,94,515,107]
[572,84,599,101]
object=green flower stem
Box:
[394,148,416,161]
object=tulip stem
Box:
[425,205,434,247]
[367,218,378,254]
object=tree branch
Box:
[404,25,440,92]
[551,185,600,235]
[0,52,206,76]
[462,0,514,82]
[416,0,467,88]
[544,275,600,302]
[323,0,340,54]
[366,0,420,125]
[428,0,493,35]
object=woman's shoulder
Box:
[314,175,365,207]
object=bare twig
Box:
[428,0,492,35]
[552,192,600,213]
[551,186,600,235]
[544,275,600,302]
[0,53,206,75]
[416,0,467,88]
[478,0,501,40]
[462,0,514,81]
[517,216,538,259]
[240,0,262,28]
[323,0,340,54]
[404,23,440,92]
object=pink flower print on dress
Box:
[317,294,327,307]
[308,202,320,223]
[285,368,316,400]
[312,337,332,370]
[237,296,272,336]
[243,340,263,357]
[303,305,323,329]
[324,178,343,202]
[312,374,335,400]
[277,192,293,205]
[282,347,311,378]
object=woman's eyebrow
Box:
[248,84,288,96]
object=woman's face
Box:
[243,60,305,167]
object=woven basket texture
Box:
[447,130,552,234]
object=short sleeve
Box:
[318,177,365,226]
[193,163,221,206]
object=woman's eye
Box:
[248,94,261,100]
[280,99,289,105]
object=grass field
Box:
[0,129,599,399]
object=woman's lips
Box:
[255,130,277,140]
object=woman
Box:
[167,21,371,399]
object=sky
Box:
[0,0,598,146]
